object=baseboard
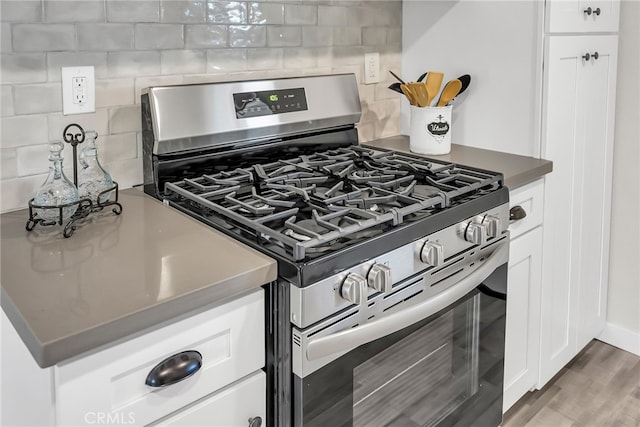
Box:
[598,323,640,356]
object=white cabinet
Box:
[538,34,618,386]
[153,371,265,426]
[1,289,266,427]
[546,0,620,33]
[503,180,544,413]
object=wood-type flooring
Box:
[502,339,640,427]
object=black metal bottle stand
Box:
[25,123,123,237]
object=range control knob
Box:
[420,241,444,267]
[465,222,487,245]
[367,264,392,293]
[483,215,501,238]
[340,273,367,306]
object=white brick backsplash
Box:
[363,27,387,47]
[100,132,138,164]
[329,46,366,66]
[1,86,14,117]
[1,54,47,84]
[317,6,348,27]
[103,156,143,189]
[374,80,399,101]
[302,27,333,47]
[207,48,247,73]
[0,1,42,23]
[44,0,105,23]
[249,3,284,25]
[13,24,76,52]
[267,26,300,48]
[1,0,402,212]
[247,48,282,71]
[1,24,12,52]
[134,75,184,102]
[16,143,51,177]
[284,4,316,25]
[135,24,184,50]
[46,52,108,82]
[356,121,375,143]
[185,25,228,48]
[160,1,206,23]
[96,78,135,108]
[283,48,316,69]
[1,115,49,149]
[387,28,401,45]
[78,24,135,51]
[229,25,266,48]
[107,51,160,77]
[375,3,402,27]
[207,1,247,24]
[14,83,62,115]
[47,109,109,142]
[161,49,206,74]
[109,105,142,134]
[347,6,376,27]
[107,1,160,23]
[1,174,49,213]
[1,149,17,180]
[333,27,361,46]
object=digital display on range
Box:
[234,88,308,118]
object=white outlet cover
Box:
[364,52,380,85]
[62,66,95,115]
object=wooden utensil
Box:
[409,82,431,107]
[400,84,416,106]
[436,79,463,107]
[424,71,444,106]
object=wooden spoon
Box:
[409,82,431,107]
[424,71,444,106]
[400,84,416,106]
[436,79,463,107]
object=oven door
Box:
[293,243,508,427]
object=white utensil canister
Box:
[409,105,452,155]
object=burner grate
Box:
[162,146,501,260]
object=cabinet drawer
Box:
[55,289,265,427]
[546,0,620,33]
[509,179,544,239]
[153,370,266,426]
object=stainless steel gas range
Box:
[142,74,509,427]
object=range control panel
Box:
[234,87,308,118]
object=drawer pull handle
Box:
[509,205,527,221]
[145,350,202,387]
[248,416,263,427]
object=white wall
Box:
[602,0,640,353]
[402,0,542,157]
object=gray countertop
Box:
[1,189,277,368]
[365,136,553,189]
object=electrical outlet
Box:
[62,66,95,115]
[364,52,380,84]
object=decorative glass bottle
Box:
[33,141,80,222]
[77,131,113,204]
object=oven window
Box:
[353,296,478,427]
[294,288,506,427]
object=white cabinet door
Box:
[546,0,620,33]
[152,371,265,427]
[539,35,618,387]
[504,227,543,413]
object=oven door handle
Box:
[306,241,509,361]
